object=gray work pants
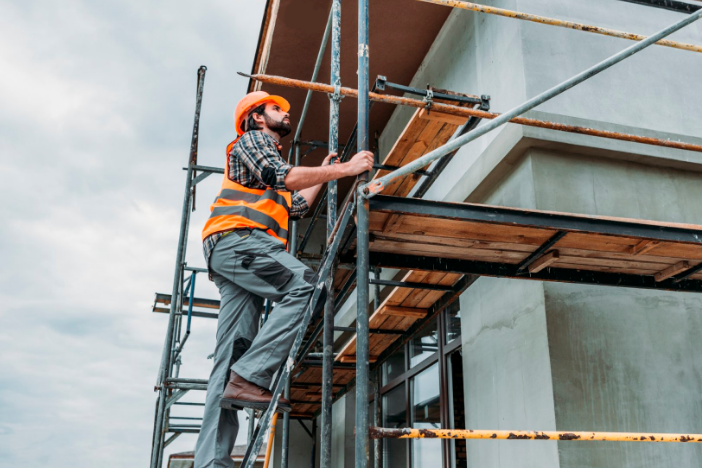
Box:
[194,229,316,468]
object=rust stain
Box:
[559,433,581,441]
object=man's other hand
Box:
[344,150,374,176]
[321,152,338,166]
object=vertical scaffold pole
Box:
[151,65,206,468]
[356,0,370,467]
[282,12,332,466]
[281,144,302,468]
[372,268,381,468]
[321,1,341,467]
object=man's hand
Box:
[321,152,338,166]
[343,150,374,176]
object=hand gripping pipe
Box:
[418,0,702,54]
[363,8,702,197]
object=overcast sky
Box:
[0,1,268,466]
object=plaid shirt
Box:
[203,131,309,270]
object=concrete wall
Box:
[528,149,702,467]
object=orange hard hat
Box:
[234,91,290,136]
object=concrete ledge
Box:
[442,111,702,204]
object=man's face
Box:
[260,102,291,138]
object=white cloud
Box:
[0,0,266,466]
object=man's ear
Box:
[252,111,266,126]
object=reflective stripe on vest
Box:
[202,137,291,245]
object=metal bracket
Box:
[375,75,387,91]
[423,88,434,109]
[480,95,491,111]
[192,171,212,186]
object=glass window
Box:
[409,320,438,367]
[445,301,461,344]
[383,348,406,385]
[411,363,441,467]
[383,383,407,468]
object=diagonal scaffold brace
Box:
[239,196,356,468]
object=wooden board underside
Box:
[335,270,462,361]
[368,211,702,280]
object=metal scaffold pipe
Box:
[364,8,702,196]
[151,65,206,468]
[356,0,371,467]
[240,73,702,155]
[418,0,702,54]
[369,427,702,443]
[321,1,341,468]
[291,6,334,154]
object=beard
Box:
[264,112,292,138]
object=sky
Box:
[0,1,267,466]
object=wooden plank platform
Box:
[367,196,702,286]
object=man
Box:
[195,91,373,468]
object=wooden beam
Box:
[630,239,662,256]
[654,261,690,282]
[528,250,560,273]
[380,305,429,318]
[381,213,404,234]
[338,355,378,363]
[418,107,469,126]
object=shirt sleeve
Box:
[290,192,310,220]
[235,131,292,191]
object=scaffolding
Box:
[150,2,702,468]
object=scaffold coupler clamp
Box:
[329,83,343,103]
[423,88,434,110]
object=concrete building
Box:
[250,1,702,467]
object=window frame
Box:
[379,304,463,468]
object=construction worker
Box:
[194,91,373,467]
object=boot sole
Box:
[219,397,291,413]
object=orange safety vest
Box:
[202,139,292,246]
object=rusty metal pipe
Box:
[240,73,702,155]
[369,427,702,443]
[418,0,702,54]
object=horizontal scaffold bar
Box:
[418,0,702,54]
[241,73,702,155]
[369,427,702,443]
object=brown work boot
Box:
[219,372,291,413]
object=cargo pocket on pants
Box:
[241,254,294,290]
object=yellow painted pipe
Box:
[263,413,279,468]
[418,0,702,54]
[369,427,702,443]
